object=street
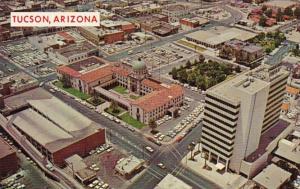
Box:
[43,85,218,189]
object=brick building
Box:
[78,27,125,45]
[0,137,19,179]
[219,40,264,66]
[12,97,106,167]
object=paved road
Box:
[43,85,218,189]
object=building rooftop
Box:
[81,27,123,37]
[154,174,192,189]
[286,85,300,95]
[208,65,288,104]
[115,155,145,175]
[141,79,165,91]
[0,137,15,159]
[27,97,95,133]
[11,96,102,153]
[65,154,87,172]
[253,164,291,189]
[55,41,96,58]
[245,119,289,162]
[274,133,300,164]
[263,0,298,9]
[80,65,114,84]
[164,4,187,12]
[185,26,257,46]
[12,108,73,147]
[133,84,183,112]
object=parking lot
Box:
[145,98,205,144]
[101,35,155,55]
[0,132,60,189]
[0,40,57,77]
[194,7,231,21]
[0,56,19,78]
[121,43,195,70]
[63,143,129,189]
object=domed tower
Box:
[128,58,148,94]
[132,58,148,80]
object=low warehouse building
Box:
[11,97,105,167]
[0,137,19,179]
[115,155,145,179]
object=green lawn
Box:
[113,86,128,94]
[120,112,145,129]
[105,106,125,116]
[54,81,91,100]
[129,95,140,100]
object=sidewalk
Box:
[181,144,248,189]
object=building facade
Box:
[0,137,19,179]
[219,40,264,66]
[200,64,289,173]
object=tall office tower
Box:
[200,64,289,173]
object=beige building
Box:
[200,64,289,174]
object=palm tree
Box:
[188,143,196,161]
[202,151,209,169]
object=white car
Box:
[145,146,154,153]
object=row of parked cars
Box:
[0,173,26,189]
[88,143,113,157]
[100,112,136,132]
[168,104,204,141]
[88,179,110,189]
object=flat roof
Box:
[253,164,291,189]
[4,87,53,111]
[28,97,93,133]
[115,155,145,174]
[263,0,298,9]
[55,41,96,58]
[185,26,257,46]
[208,65,288,104]
[245,119,289,162]
[0,137,15,159]
[13,108,73,148]
[155,174,192,189]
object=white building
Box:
[200,64,289,173]
[154,174,192,189]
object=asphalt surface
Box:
[43,85,218,189]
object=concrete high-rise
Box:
[200,64,289,173]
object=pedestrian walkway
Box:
[181,144,248,189]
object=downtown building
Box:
[200,64,291,177]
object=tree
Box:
[259,15,267,27]
[188,143,196,160]
[110,101,119,114]
[186,60,192,69]
[61,74,71,88]
[266,47,272,54]
[178,69,188,83]
[202,151,209,169]
[294,7,300,19]
[198,54,205,63]
[284,7,293,16]
[148,119,157,132]
[170,67,178,79]
[187,73,196,86]
[265,9,272,17]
